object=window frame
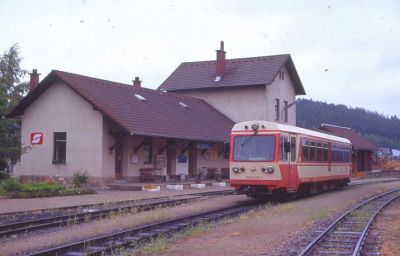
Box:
[275,99,280,121]
[284,101,288,123]
[53,132,67,165]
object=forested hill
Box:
[296,99,400,148]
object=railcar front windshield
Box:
[233,135,275,161]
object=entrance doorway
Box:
[115,138,123,180]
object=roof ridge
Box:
[53,69,205,103]
[180,54,290,65]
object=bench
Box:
[139,168,163,182]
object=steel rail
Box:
[0,189,234,220]
[27,203,255,256]
[352,194,400,256]
[298,188,400,256]
[0,190,234,237]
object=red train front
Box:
[229,121,351,199]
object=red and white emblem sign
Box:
[31,133,43,145]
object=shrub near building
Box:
[0,177,95,198]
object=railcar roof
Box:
[232,121,351,144]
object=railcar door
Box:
[288,135,298,191]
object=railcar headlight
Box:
[232,165,240,173]
[251,122,259,131]
[266,166,274,173]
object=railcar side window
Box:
[310,141,316,161]
[331,145,337,162]
[323,143,329,162]
[291,137,296,162]
[280,136,289,161]
[301,139,309,161]
[316,142,323,162]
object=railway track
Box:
[298,188,400,256]
[0,190,234,238]
[27,203,255,256]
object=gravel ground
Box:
[0,194,250,255]
[157,182,400,256]
[372,198,400,255]
[1,179,399,256]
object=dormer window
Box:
[179,102,189,109]
[278,71,284,80]
[134,94,146,101]
[214,76,221,82]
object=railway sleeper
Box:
[320,244,354,249]
[314,249,353,255]
[323,239,355,243]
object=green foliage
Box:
[0,177,21,192]
[0,177,96,198]
[20,182,65,194]
[297,99,400,148]
[73,170,90,188]
[0,44,28,177]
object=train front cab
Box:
[229,124,299,197]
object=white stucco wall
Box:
[19,82,104,178]
[177,86,267,123]
[266,66,297,125]
[123,136,169,177]
[101,119,116,179]
[174,68,297,125]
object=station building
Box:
[319,124,377,174]
[7,42,305,185]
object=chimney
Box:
[132,76,142,87]
[216,41,226,79]
[29,69,40,91]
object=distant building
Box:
[376,147,392,159]
[319,124,377,173]
[159,41,305,126]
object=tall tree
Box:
[0,44,28,177]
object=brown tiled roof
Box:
[7,70,234,142]
[319,124,377,151]
[159,54,306,95]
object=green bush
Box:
[0,177,96,198]
[0,177,22,192]
[73,170,90,188]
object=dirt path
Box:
[373,198,400,255]
[159,182,400,256]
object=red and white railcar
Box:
[230,121,351,198]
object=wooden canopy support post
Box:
[158,143,169,154]
[181,141,195,155]
[134,138,146,153]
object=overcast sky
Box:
[1,0,399,117]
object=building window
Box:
[143,138,152,164]
[275,99,280,121]
[284,101,288,123]
[279,71,285,80]
[53,132,66,164]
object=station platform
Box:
[106,179,229,191]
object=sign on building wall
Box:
[31,132,43,145]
